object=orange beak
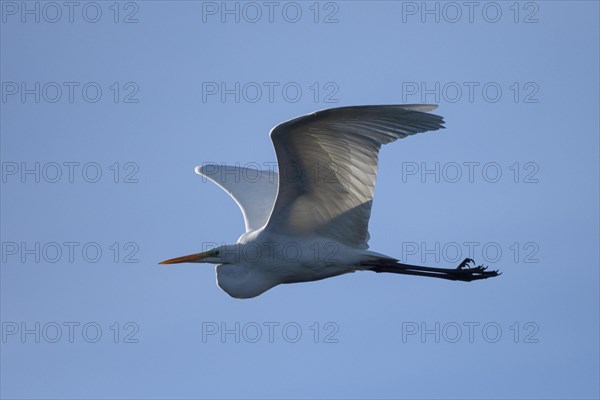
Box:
[159,251,210,265]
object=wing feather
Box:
[265,105,445,248]
[196,164,278,232]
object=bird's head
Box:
[159,244,237,265]
[161,244,276,298]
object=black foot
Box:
[450,259,500,282]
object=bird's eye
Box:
[215,250,220,256]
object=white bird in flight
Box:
[161,105,499,298]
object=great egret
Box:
[161,105,499,298]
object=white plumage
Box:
[161,105,499,298]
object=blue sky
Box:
[1,1,599,399]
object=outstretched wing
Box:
[195,164,278,232]
[265,105,445,249]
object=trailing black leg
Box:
[364,257,500,282]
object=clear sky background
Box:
[1,1,599,399]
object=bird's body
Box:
[161,105,499,298]
[215,228,398,298]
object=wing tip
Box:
[194,165,206,176]
[195,164,223,178]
